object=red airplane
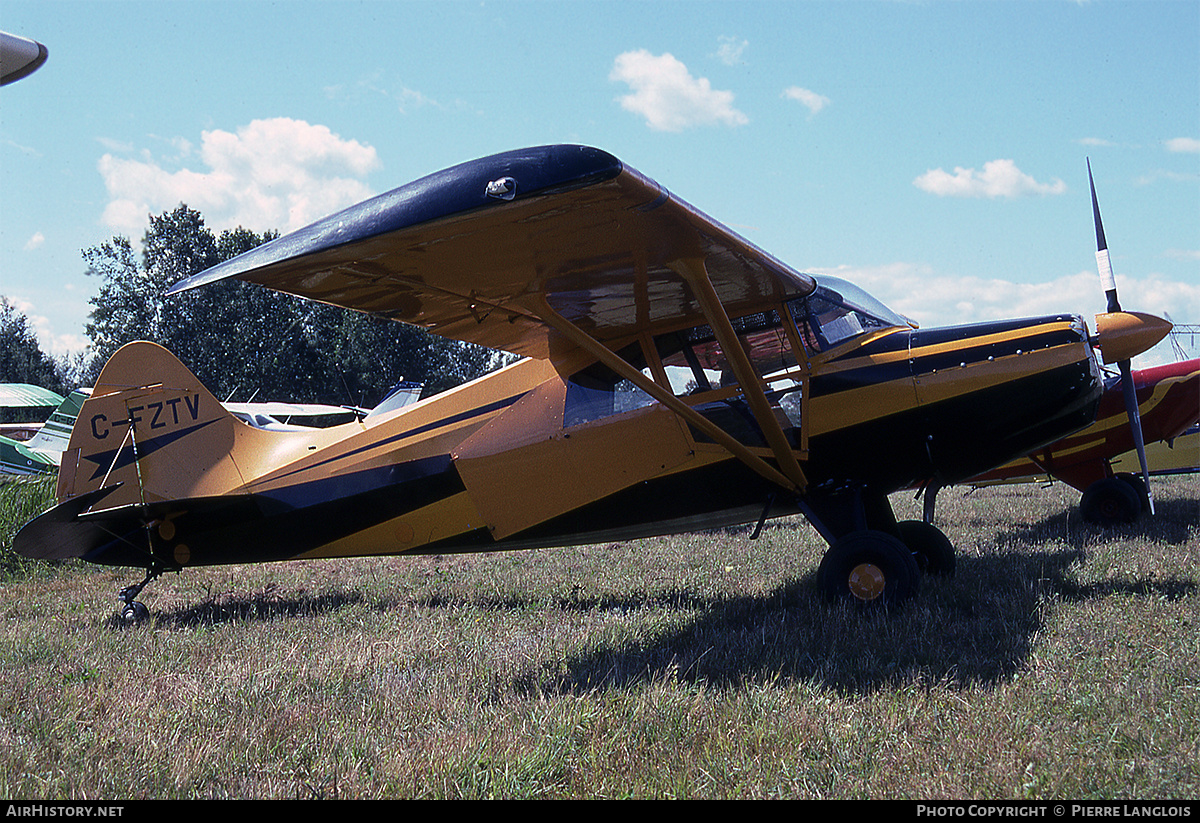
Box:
[964,357,1199,524]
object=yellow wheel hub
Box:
[847,563,886,601]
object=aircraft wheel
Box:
[1079,477,1141,526]
[896,520,956,577]
[817,530,920,608]
[121,601,150,623]
[1115,472,1150,513]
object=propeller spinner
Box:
[1087,159,1172,515]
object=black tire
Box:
[121,601,150,623]
[1115,472,1150,513]
[1079,477,1141,526]
[817,530,921,608]
[896,519,956,577]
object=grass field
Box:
[1,474,1197,799]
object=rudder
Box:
[57,342,246,508]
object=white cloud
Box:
[23,232,44,251]
[325,72,436,114]
[2,295,88,359]
[914,159,1068,198]
[1164,249,1200,262]
[610,49,748,132]
[1135,169,1196,185]
[1165,137,1200,154]
[782,86,831,116]
[98,117,381,238]
[715,36,748,66]
[811,263,1200,337]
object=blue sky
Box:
[2,0,1197,368]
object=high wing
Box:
[169,145,816,365]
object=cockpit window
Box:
[655,326,723,395]
[564,342,655,427]
[788,276,906,352]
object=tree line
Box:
[2,205,512,409]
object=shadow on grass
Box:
[506,545,1196,698]
[107,588,366,630]
[102,487,1194,696]
[998,493,1199,549]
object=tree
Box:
[83,205,512,406]
[0,298,67,394]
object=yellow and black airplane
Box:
[13,146,1172,619]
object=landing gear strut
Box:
[118,565,163,623]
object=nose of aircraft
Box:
[1092,311,1173,364]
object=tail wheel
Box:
[1080,476,1141,525]
[896,520,956,577]
[121,601,150,623]
[817,530,921,608]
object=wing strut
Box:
[532,301,800,493]
[670,257,809,492]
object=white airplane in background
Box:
[3,382,424,470]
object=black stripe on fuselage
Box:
[908,315,1082,375]
[73,455,467,568]
[808,316,1082,399]
[264,390,528,485]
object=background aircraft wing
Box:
[223,401,351,418]
[169,145,816,362]
[0,383,64,408]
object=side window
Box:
[655,326,726,395]
[655,312,801,393]
[561,310,812,439]
[563,342,655,427]
[653,311,805,430]
[736,311,804,429]
[733,311,798,375]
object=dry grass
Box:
[0,475,1197,798]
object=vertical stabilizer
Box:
[57,342,246,508]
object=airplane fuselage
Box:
[21,304,1102,572]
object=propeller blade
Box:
[1088,158,1122,314]
[1088,158,1154,515]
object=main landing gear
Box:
[1079,473,1148,526]
[816,530,920,608]
[802,486,957,609]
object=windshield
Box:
[789,275,908,350]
